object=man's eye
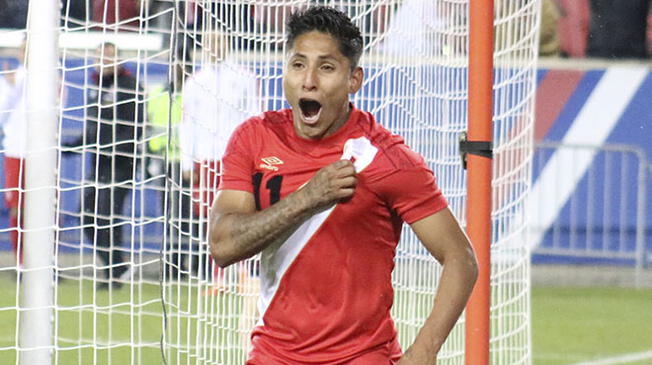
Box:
[321,65,334,71]
[292,62,304,69]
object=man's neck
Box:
[325,104,352,138]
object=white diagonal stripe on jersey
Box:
[257,137,378,326]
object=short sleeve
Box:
[218,122,255,192]
[378,166,448,224]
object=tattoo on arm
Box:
[213,189,318,266]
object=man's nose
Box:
[302,68,317,91]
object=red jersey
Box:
[219,105,447,364]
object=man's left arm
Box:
[400,207,478,364]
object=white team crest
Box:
[260,156,284,171]
[341,137,378,173]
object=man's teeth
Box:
[304,114,319,123]
[302,108,321,124]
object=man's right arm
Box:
[209,159,357,268]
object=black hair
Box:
[286,6,363,70]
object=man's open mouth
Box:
[299,98,322,125]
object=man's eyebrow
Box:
[317,54,340,62]
[289,53,340,62]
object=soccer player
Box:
[209,6,478,365]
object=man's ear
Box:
[348,66,364,94]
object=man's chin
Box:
[295,120,325,140]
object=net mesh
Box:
[0,0,539,364]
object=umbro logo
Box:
[259,156,284,171]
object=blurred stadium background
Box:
[0,0,651,364]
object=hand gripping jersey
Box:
[219,105,447,364]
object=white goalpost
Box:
[19,0,60,364]
[0,1,540,364]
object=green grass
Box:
[1,276,652,364]
[0,274,251,365]
[532,287,652,365]
[0,276,164,365]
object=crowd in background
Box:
[0,0,651,59]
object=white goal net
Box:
[0,0,539,364]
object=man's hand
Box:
[299,159,357,210]
[397,345,437,365]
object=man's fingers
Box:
[336,188,355,199]
[331,159,355,178]
[335,165,356,178]
[332,159,354,169]
[336,176,357,189]
[306,159,358,206]
[318,160,355,180]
